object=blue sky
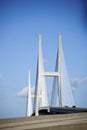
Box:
[0,0,87,118]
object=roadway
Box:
[0,112,87,130]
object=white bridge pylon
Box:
[27,34,75,116]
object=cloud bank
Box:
[17,86,35,97]
[71,76,87,87]
[17,87,28,96]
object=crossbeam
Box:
[41,72,60,77]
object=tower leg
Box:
[35,34,42,116]
[58,34,62,107]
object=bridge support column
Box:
[35,34,42,116]
[58,35,62,107]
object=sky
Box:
[0,0,87,118]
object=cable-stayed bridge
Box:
[27,34,75,117]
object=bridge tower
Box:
[34,34,62,116]
[27,34,75,116]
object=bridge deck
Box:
[32,106,87,115]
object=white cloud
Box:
[71,76,87,87]
[17,87,28,96]
[71,78,80,87]
[79,77,87,84]
[17,86,35,97]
